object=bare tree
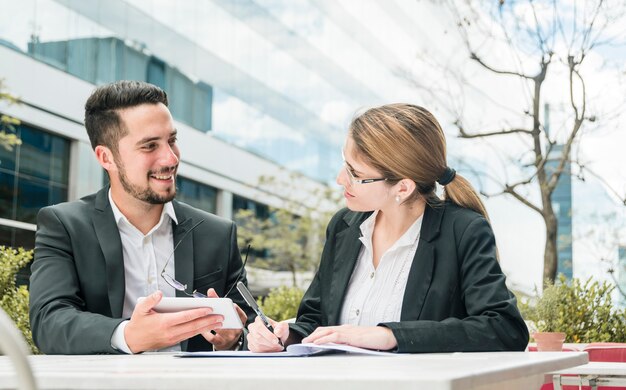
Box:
[404,0,626,286]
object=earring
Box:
[395,195,401,203]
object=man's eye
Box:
[143,143,157,150]
[169,136,177,144]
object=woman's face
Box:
[336,137,394,212]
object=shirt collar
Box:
[359,210,423,252]
[108,189,178,232]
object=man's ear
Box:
[95,145,116,171]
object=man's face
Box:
[109,103,180,205]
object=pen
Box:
[236,281,284,348]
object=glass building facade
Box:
[0,123,70,249]
[175,176,218,215]
[0,0,386,184]
[1,0,371,253]
[546,144,573,280]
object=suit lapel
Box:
[327,212,369,325]
[172,202,195,352]
[401,204,444,321]
[93,187,125,318]
[172,202,194,298]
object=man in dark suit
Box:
[29,80,253,354]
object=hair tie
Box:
[437,167,456,186]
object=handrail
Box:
[0,308,37,390]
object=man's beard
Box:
[115,157,177,205]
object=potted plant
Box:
[521,275,626,351]
[529,279,566,351]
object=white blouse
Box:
[339,211,422,326]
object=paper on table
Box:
[177,343,396,358]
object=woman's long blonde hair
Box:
[349,103,489,221]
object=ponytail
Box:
[443,173,490,223]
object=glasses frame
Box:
[341,151,387,185]
[160,219,251,299]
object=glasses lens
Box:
[162,272,188,292]
[192,290,208,298]
[344,165,356,186]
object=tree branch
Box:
[455,121,534,139]
[547,60,586,193]
[469,51,533,80]
[502,185,543,215]
[575,163,626,206]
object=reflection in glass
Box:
[0,123,69,224]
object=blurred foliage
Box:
[522,274,626,343]
[0,246,38,354]
[0,78,22,151]
[235,173,340,287]
[257,286,304,322]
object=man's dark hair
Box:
[84,80,168,152]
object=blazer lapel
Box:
[92,187,125,318]
[401,204,444,321]
[172,202,194,298]
[327,212,369,325]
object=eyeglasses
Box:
[160,219,251,298]
[341,151,387,186]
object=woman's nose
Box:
[336,166,349,187]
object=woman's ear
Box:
[395,179,417,201]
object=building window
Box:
[175,176,217,214]
[232,194,270,220]
[232,194,270,262]
[147,57,166,90]
[0,122,70,249]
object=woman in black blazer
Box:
[247,104,529,353]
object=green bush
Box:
[0,246,38,354]
[257,286,304,322]
[523,274,626,343]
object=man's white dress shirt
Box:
[108,190,179,353]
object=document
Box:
[177,343,396,357]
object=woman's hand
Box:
[246,316,290,352]
[302,325,397,351]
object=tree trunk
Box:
[290,264,297,288]
[543,212,558,287]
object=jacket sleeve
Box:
[29,206,123,354]
[288,210,346,339]
[380,217,529,353]
[289,269,322,338]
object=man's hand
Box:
[302,325,397,351]
[124,290,224,353]
[200,288,247,350]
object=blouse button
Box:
[355,309,360,316]
[370,272,375,279]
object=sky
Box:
[1,0,625,296]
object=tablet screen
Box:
[151,297,243,329]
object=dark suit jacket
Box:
[290,202,529,353]
[29,187,254,354]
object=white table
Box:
[0,351,588,390]
[551,362,626,390]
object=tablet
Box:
[151,297,243,329]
